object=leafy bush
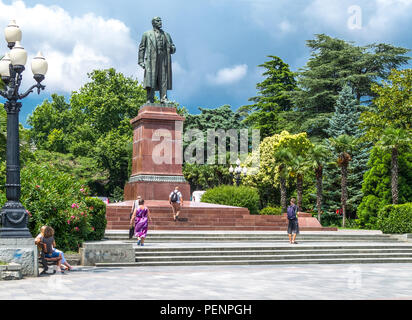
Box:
[357,146,412,229]
[201,185,260,214]
[259,206,282,215]
[320,211,342,227]
[377,203,412,234]
[84,197,107,241]
[0,162,106,252]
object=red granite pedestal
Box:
[124,104,190,201]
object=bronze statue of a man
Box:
[138,17,176,104]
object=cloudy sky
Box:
[0,0,411,126]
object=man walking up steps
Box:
[169,186,183,221]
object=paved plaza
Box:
[1,263,412,300]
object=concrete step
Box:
[135,249,412,257]
[106,235,400,242]
[133,245,412,253]
[96,257,412,267]
[135,253,412,262]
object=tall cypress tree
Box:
[323,84,371,217]
[239,56,298,139]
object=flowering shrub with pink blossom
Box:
[0,162,106,252]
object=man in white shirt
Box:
[169,186,183,221]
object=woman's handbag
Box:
[128,225,134,239]
[128,200,138,239]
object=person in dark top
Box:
[287,198,300,244]
[42,226,66,273]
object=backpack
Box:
[287,205,297,220]
[171,191,179,203]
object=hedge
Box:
[201,185,260,214]
[259,206,282,215]
[377,203,412,234]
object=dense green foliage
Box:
[182,163,232,193]
[239,56,298,138]
[84,197,107,241]
[0,161,106,251]
[182,105,247,192]
[27,69,146,197]
[357,146,412,229]
[323,84,371,218]
[259,206,282,216]
[377,203,412,234]
[292,34,410,141]
[361,69,412,141]
[201,185,260,214]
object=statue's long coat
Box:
[138,29,175,90]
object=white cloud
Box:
[0,0,139,93]
[207,64,248,85]
[302,0,412,42]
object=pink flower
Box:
[35,185,40,189]
[67,220,71,225]
[74,227,79,232]
[71,203,79,209]
[81,212,84,216]
[71,215,75,220]
[91,227,95,231]
[26,210,32,217]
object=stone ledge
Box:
[0,262,23,281]
[0,238,38,276]
[80,241,135,266]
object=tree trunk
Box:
[297,174,303,211]
[316,166,323,223]
[391,147,399,205]
[280,177,287,213]
[341,165,348,228]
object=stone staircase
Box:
[96,231,412,267]
[106,201,336,231]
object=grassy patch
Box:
[65,251,80,255]
[0,261,7,265]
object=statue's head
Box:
[152,17,162,29]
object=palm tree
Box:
[377,128,411,205]
[275,148,293,213]
[330,135,357,228]
[308,144,328,223]
[289,155,311,211]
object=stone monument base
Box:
[0,238,38,277]
[124,177,190,202]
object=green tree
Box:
[361,68,412,140]
[357,145,412,229]
[182,105,247,191]
[308,143,328,222]
[239,56,298,138]
[243,131,313,213]
[292,34,410,140]
[323,84,371,217]
[377,128,411,205]
[28,68,146,196]
[330,135,357,228]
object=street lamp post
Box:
[0,20,48,238]
[229,159,247,187]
